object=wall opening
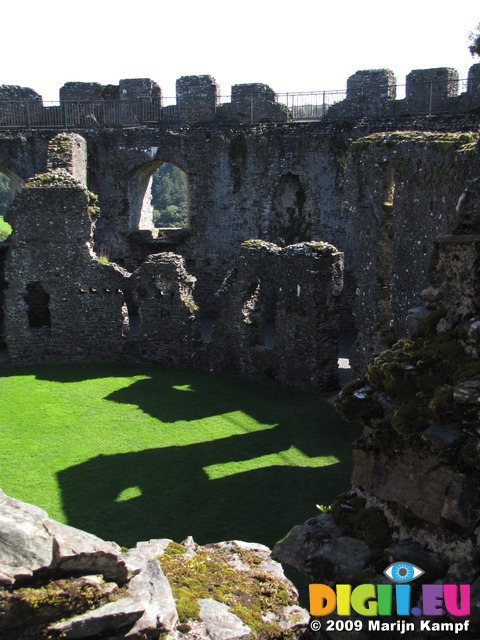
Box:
[24,282,51,330]
[131,161,189,233]
[0,171,12,241]
[242,279,277,351]
[151,163,188,229]
[270,173,311,246]
[121,291,141,338]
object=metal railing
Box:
[275,90,347,120]
[0,78,477,129]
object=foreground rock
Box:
[0,490,309,639]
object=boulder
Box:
[0,489,126,586]
[272,513,371,581]
[0,490,309,639]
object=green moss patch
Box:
[26,169,82,189]
[338,327,480,474]
[352,130,479,153]
[366,332,480,435]
[159,542,296,638]
[0,577,113,637]
[330,495,392,559]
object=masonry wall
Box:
[3,135,203,366]
[343,131,478,372]
[3,179,126,363]
[210,240,344,392]
[0,83,479,377]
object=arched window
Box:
[132,161,189,233]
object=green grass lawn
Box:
[0,215,11,241]
[0,363,360,548]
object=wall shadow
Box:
[2,362,359,548]
[58,433,354,549]
[57,372,360,548]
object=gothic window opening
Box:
[132,161,189,233]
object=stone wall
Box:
[0,81,479,378]
[2,63,480,128]
[3,159,127,364]
[273,193,480,629]
[210,240,344,392]
[3,133,345,390]
[80,125,477,374]
[3,134,202,366]
[343,130,478,372]
[176,75,219,122]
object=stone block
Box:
[352,449,478,530]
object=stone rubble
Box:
[0,490,310,640]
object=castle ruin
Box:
[0,65,480,387]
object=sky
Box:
[1,1,479,102]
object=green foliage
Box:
[0,215,12,241]
[94,248,110,265]
[86,191,100,218]
[0,173,12,239]
[151,163,188,228]
[0,172,11,218]
[469,23,480,57]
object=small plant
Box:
[95,249,110,265]
[316,504,331,513]
[87,191,100,218]
[0,215,12,241]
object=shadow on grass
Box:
[58,442,354,549]
[58,371,360,548]
[2,361,360,548]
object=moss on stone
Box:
[0,577,111,635]
[158,542,297,638]
[339,328,480,473]
[330,495,392,558]
[366,333,467,419]
[351,130,478,154]
[335,378,383,425]
[26,169,82,189]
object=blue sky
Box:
[2,1,479,101]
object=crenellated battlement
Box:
[1,63,480,128]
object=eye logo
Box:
[384,561,424,583]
